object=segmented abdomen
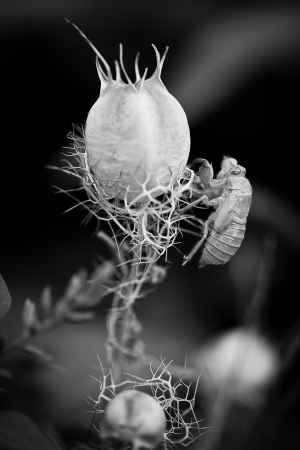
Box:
[199,222,246,267]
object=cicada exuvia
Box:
[183,157,252,268]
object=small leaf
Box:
[22,299,38,333]
[0,410,62,450]
[74,262,115,308]
[40,286,52,317]
[90,261,115,285]
[0,274,11,320]
[65,270,86,300]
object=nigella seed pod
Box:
[69,21,190,202]
[192,328,279,406]
[100,390,166,450]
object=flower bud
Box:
[100,390,166,450]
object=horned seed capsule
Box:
[69,22,191,202]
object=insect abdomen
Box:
[199,223,246,267]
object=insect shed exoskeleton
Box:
[183,158,252,268]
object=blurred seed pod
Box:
[191,327,279,406]
[149,264,167,284]
[100,390,166,450]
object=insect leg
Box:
[182,217,214,266]
[178,195,208,214]
[193,158,214,187]
[181,194,223,214]
[201,195,225,209]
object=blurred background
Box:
[1,0,300,449]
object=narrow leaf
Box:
[0,274,11,320]
[40,286,52,317]
[21,344,53,362]
[22,299,38,332]
[65,270,86,300]
[64,311,95,323]
[73,262,114,308]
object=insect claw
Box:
[200,195,210,206]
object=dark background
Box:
[1,0,300,448]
